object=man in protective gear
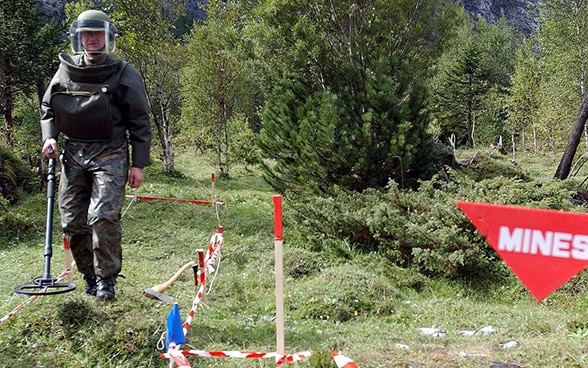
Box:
[40,9,152,300]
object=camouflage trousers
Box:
[58,137,129,282]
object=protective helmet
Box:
[69,10,119,55]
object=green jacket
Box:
[41,53,151,168]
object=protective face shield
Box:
[69,11,119,55]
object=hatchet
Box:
[144,260,195,303]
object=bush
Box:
[0,147,43,246]
[287,153,583,280]
[0,145,39,204]
[0,193,43,248]
[459,151,527,181]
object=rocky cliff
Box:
[458,0,541,35]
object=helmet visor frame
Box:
[69,19,118,55]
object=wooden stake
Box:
[273,195,285,356]
[63,235,73,283]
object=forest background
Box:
[5,0,588,367]
[2,0,587,185]
[3,0,584,181]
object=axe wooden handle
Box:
[151,261,195,293]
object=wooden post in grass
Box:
[211,173,215,206]
[273,195,285,356]
[63,234,73,283]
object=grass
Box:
[3,150,588,367]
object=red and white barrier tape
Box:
[180,230,223,336]
[161,349,357,367]
[124,194,224,206]
[182,283,205,336]
[0,268,72,323]
[167,346,192,368]
[161,349,312,364]
[332,351,359,368]
[161,228,359,367]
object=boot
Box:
[84,276,97,296]
[96,277,116,300]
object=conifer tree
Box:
[430,17,517,148]
[254,0,442,194]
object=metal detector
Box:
[15,153,76,296]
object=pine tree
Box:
[256,16,437,193]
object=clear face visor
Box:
[69,19,118,55]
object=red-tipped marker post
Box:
[62,234,73,283]
[273,195,284,356]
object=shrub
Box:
[0,208,37,245]
[0,145,39,204]
[0,147,42,246]
[287,153,583,280]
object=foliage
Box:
[0,0,60,94]
[0,149,43,245]
[0,0,61,147]
[429,16,518,148]
[0,206,38,247]
[228,115,260,166]
[507,37,542,153]
[108,0,186,174]
[247,0,459,90]
[0,145,38,203]
[288,264,400,322]
[181,0,260,177]
[64,0,94,25]
[286,151,581,279]
[458,151,526,181]
[255,0,443,194]
[12,93,43,163]
[533,0,588,158]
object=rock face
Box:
[37,0,66,23]
[457,0,541,35]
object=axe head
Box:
[144,288,174,303]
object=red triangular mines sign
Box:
[456,201,588,301]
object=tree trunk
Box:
[145,79,175,174]
[157,84,174,174]
[511,133,516,161]
[532,122,537,152]
[554,94,588,179]
[466,74,474,147]
[1,80,14,148]
[134,60,175,175]
[217,67,228,177]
